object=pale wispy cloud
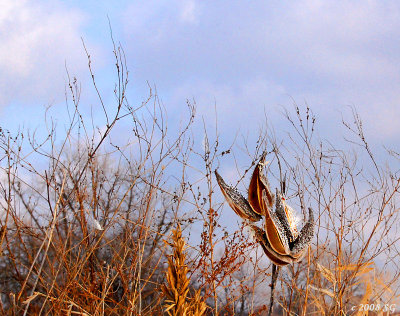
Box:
[1,0,399,146]
[0,0,95,107]
[180,0,199,24]
[121,1,400,143]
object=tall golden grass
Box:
[162,224,206,316]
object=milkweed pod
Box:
[248,153,274,217]
[215,170,262,222]
[262,190,291,256]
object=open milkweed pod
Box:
[214,170,262,222]
[275,197,314,260]
[248,153,274,216]
[215,156,315,265]
[249,224,292,266]
[275,190,299,244]
[290,207,315,257]
[262,190,291,256]
[262,190,315,260]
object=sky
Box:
[1,0,400,150]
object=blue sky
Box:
[1,0,399,156]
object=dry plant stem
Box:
[0,138,12,255]
[22,170,67,315]
[208,207,218,314]
[203,128,219,314]
[301,247,311,316]
[268,264,281,316]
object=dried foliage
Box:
[162,224,206,316]
[0,41,399,316]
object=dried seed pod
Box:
[215,170,261,222]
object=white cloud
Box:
[180,0,198,24]
[122,1,400,144]
[2,0,397,145]
[266,1,400,83]
[0,0,93,107]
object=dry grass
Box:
[162,224,206,316]
[0,41,399,316]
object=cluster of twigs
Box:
[0,41,399,316]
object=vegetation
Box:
[0,42,399,315]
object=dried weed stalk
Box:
[162,224,206,316]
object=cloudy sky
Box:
[1,0,399,153]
